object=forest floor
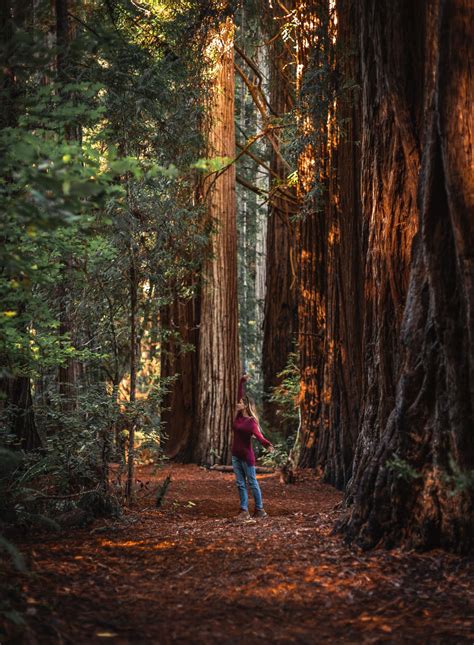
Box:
[3,463,474,644]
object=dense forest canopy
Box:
[1,0,472,579]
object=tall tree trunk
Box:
[194,15,239,465]
[161,294,200,461]
[311,0,363,488]
[126,255,137,500]
[262,0,298,436]
[342,0,473,551]
[295,0,336,468]
[56,0,78,411]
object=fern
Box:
[386,454,422,482]
[0,535,26,573]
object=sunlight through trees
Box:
[0,2,472,635]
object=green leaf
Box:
[0,535,27,573]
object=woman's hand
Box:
[241,373,250,382]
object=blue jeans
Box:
[231,456,263,512]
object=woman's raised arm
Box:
[237,374,247,401]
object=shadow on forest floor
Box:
[2,463,473,643]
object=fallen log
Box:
[209,465,275,474]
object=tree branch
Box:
[234,44,280,118]
[236,141,298,206]
[236,174,266,196]
[238,174,298,208]
[235,62,268,123]
[202,125,284,200]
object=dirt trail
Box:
[8,464,474,643]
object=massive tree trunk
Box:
[342,0,474,551]
[262,0,298,437]
[193,15,239,465]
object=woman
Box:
[231,374,274,520]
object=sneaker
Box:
[253,509,268,519]
[237,510,251,520]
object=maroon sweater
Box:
[232,376,272,466]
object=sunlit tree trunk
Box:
[342,0,473,551]
[312,0,363,488]
[193,15,239,465]
[295,0,335,468]
[262,0,298,437]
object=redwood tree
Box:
[56,0,79,411]
[161,295,199,461]
[193,15,240,465]
[310,0,364,487]
[295,0,336,468]
[291,0,473,551]
[344,0,473,551]
[261,0,298,436]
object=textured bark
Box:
[347,0,422,486]
[342,0,474,551]
[296,0,422,476]
[262,0,298,437]
[295,0,334,468]
[193,16,239,465]
[312,0,363,488]
[161,295,199,461]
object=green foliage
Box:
[260,443,290,469]
[0,535,26,574]
[0,0,239,633]
[192,156,234,173]
[269,352,300,423]
[387,453,474,496]
[444,457,474,497]
[0,447,59,530]
[0,0,216,533]
[386,454,423,482]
